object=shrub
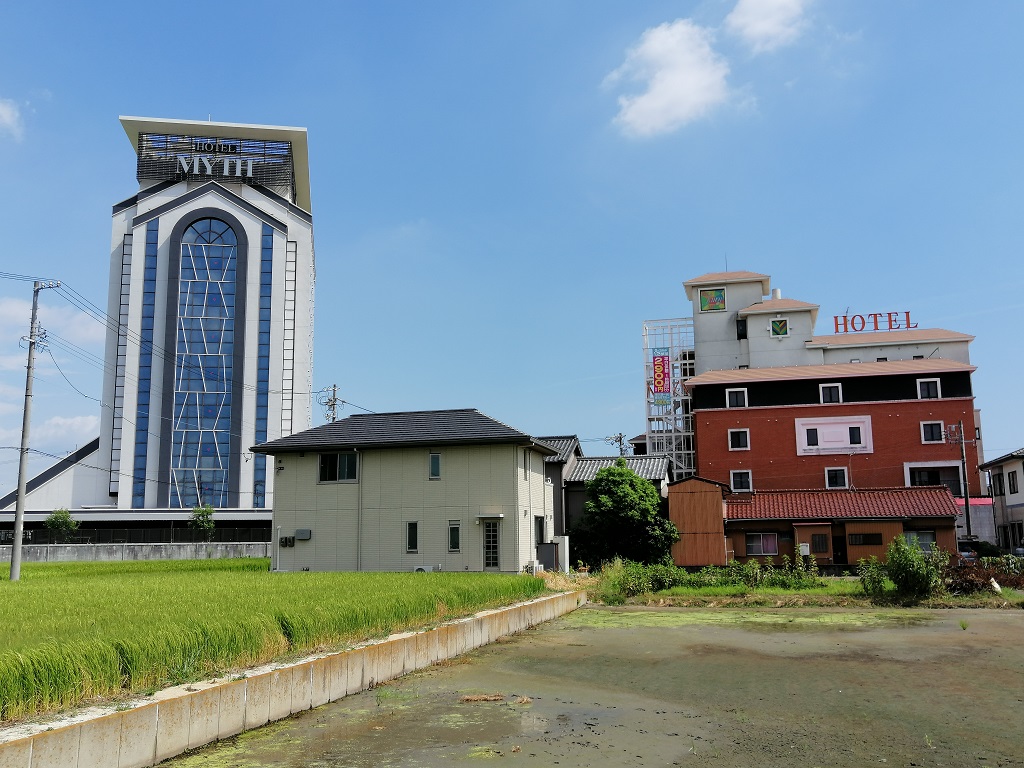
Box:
[189,504,216,542]
[857,556,887,598]
[885,536,946,599]
[44,508,78,543]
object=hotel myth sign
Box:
[833,311,918,334]
[135,132,295,194]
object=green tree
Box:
[574,458,679,565]
[189,504,216,542]
[44,507,79,543]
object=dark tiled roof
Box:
[566,456,670,483]
[535,435,582,464]
[725,487,959,521]
[978,448,1024,471]
[252,409,556,455]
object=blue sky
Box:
[1,1,1022,493]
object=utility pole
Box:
[605,432,628,457]
[946,420,975,540]
[9,280,60,582]
[318,384,340,423]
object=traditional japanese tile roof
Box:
[535,436,582,464]
[738,298,819,315]
[725,486,960,521]
[979,447,1024,471]
[807,328,974,348]
[252,409,556,455]
[684,358,975,389]
[566,456,670,483]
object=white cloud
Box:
[606,19,730,137]
[0,98,24,141]
[725,0,811,54]
[32,415,99,446]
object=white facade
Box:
[97,117,315,511]
[270,444,554,573]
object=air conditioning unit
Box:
[412,565,435,573]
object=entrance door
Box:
[483,520,500,571]
[832,535,848,565]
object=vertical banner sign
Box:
[652,348,671,406]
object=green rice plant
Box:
[0,559,544,720]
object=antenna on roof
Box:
[724,251,729,271]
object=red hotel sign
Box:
[833,311,918,334]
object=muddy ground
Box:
[166,606,1024,767]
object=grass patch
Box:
[564,607,933,630]
[0,558,545,721]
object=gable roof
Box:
[684,357,975,390]
[535,435,583,464]
[979,447,1024,471]
[738,298,819,315]
[251,409,556,455]
[566,456,670,483]
[725,486,960,521]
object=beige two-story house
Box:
[252,409,557,572]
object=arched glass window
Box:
[171,217,238,509]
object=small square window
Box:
[429,452,441,480]
[921,422,944,443]
[731,470,752,492]
[726,388,747,408]
[728,429,749,450]
[917,379,940,399]
[406,521,419,552]
[770,318,789,337]
[826,467,848,489]
[811,533,829,554]
[820,384,842,404]
[849,426,862,445]
[806,428,819,447]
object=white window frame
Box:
[428,451,441,480]
[825,467,849,489]
[917,378,941,399]
[770,317,789,337]
[920,421,944,444]
[819,382,843,404]
[726,388,748,408]
[795,416,872,455]
[730,470,752,492]
[728,428,750,451]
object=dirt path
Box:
[167,606,1024,767]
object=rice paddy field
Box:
[0,558,545,721]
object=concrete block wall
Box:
[0,543,272,564]
[0,591,586,768]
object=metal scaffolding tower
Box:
[642,317,696,481]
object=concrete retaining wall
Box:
[0,590,586,768]
[0,543,272,563]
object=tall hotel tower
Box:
[98,117,315,511]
